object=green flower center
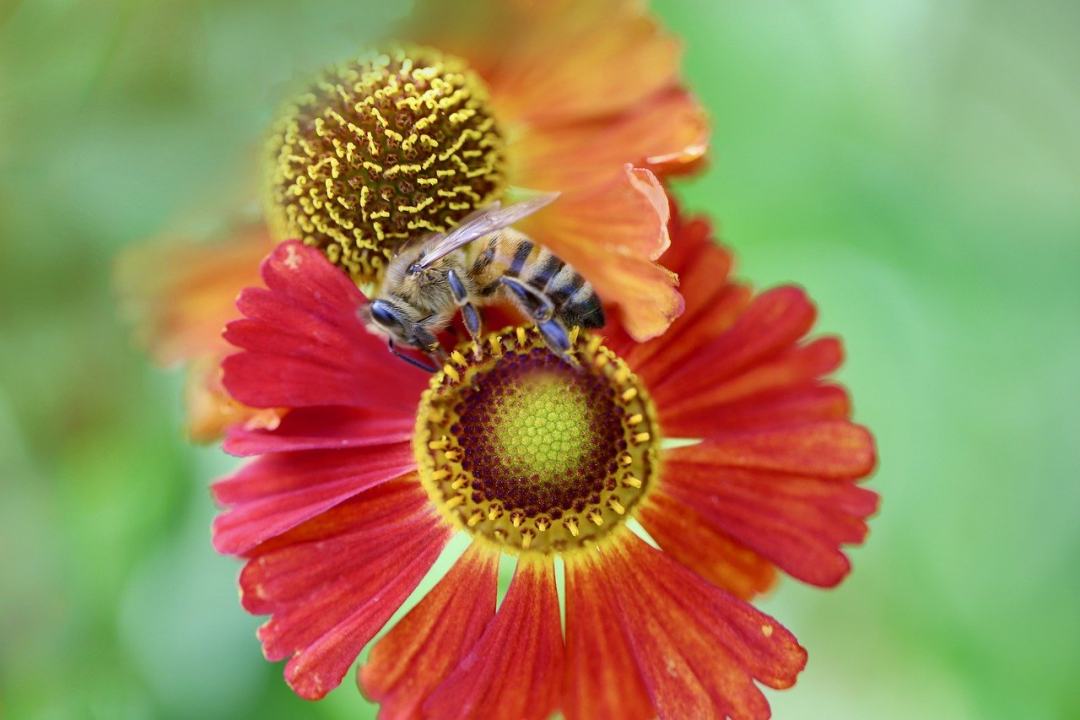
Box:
[490,372,593,482]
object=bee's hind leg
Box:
[499,276,576,361]
[537,318,572,356]
[499,276,556,322]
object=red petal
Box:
[661,383,851,439]
[184,352,284,443]
[222,241,426,412]
[657,338,844,426]
[608,212,743,375]
[649,286,817,402]
[359,543,499,718]
[667,422,876,479]
[597,531,806,719]
[424,559,563,720]
[605,212,852,441]
[239,479,450,700]
[563,555,653,720]
[212,442,416,555]
[658,454,880,587]
[224,406,413,456]
[638,496,777,600]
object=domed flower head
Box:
[212,210,878,717]
[119,0,708,441]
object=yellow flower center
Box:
[266,45,506,283]
[414,327,661,556]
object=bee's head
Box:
[359,299,409,343]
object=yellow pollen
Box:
[266,45,506,283]
[413,326,662,556]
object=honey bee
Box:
[362,193,605,371]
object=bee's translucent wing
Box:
[414,192,559,270]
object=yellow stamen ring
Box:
[266,44,506,283]
[414,327,661,555]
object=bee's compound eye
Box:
[369,300,400,328]
[407,262,422,276]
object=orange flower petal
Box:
[411,0,681,125]
[595,530,806,719]
[115,222,271,365]
[359,543,498,718]
[512,87,708,193]
[638,494,778,600]
[424,558,563,720]
[490,1,679,125]
[563,554,653,720]
[184,354,283,443]
[606,211,742,371]
[524,166,682,341]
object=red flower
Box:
[213,212,877,717]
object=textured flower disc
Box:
[415,326,661,555]
[266,45,506,283]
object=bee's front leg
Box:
[410,325,448,369]
[387,338,438,373]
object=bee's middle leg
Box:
[447,269,483,342]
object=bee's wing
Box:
[415,192,559,269]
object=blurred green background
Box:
[2,0,1078,718]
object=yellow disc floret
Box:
[414,327,662,556]
[266,45,506,283]
[489,372,594,484]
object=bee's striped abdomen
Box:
[472,230,605,329]
[527,253,565,292]
[560,282,605,328]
